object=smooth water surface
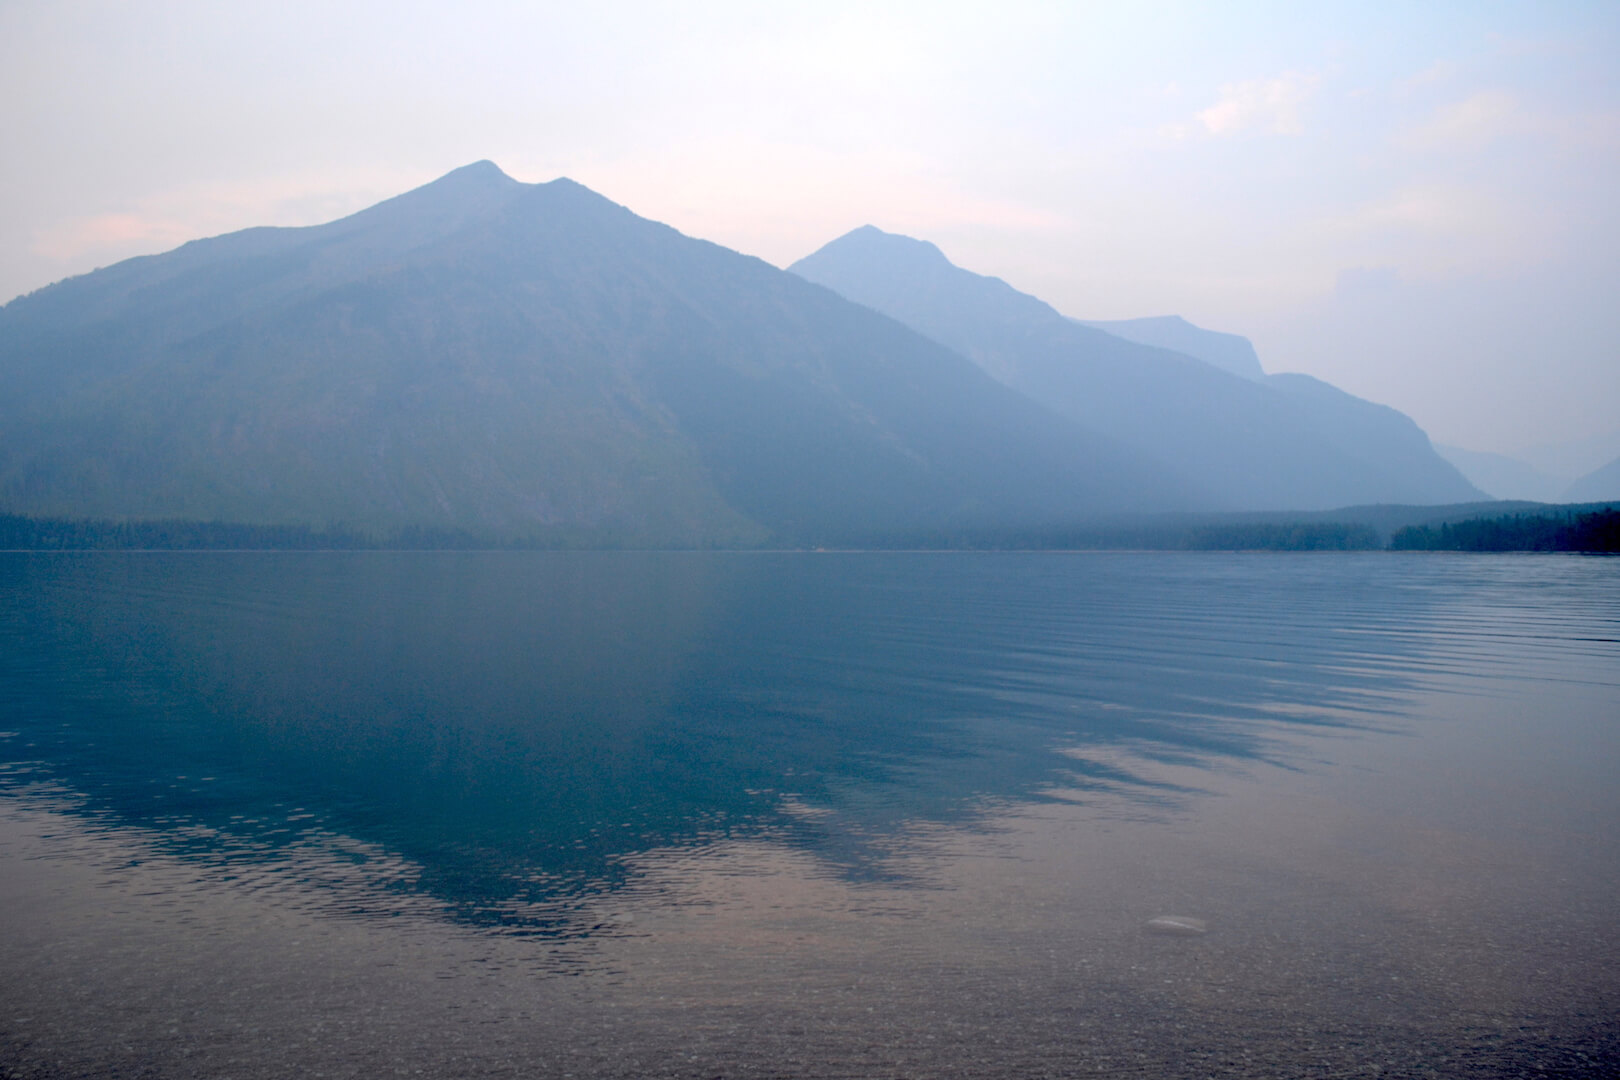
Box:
[2,552,1617,1076]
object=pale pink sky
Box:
[3,1,1616,456]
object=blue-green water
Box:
[2,551,1617,1076]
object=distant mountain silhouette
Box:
[1,163,1185,545]
[1564,454,1620,503]
[1435,445,1564,502]
[791,226,1483,511]
[1076,315,1265,381]
[1516,429,1620,488]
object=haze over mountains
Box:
[1435,445,1566,503]
[790,227,1481,513]
[1076,316,1265,382]
[1436,433,1620,503]
[2,162,1488,546]
[1564,455,1620,503]
[0,163,1178,546]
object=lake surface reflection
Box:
[2,551,1617,1077]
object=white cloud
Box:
[1401,90,1528,150]
[1351,186,1496,232]
[1197,73,1317,136]
[1397,58,1460,95]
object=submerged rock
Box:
[1144,915,1207,936]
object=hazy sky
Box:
[3,1,1616,455]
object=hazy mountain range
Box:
[1075,315,1265,381]
[1564,455,1620,503]
[790,227,1480,513]
[2,162,1488,546]
[1436,438,1620,503]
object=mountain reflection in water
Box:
[6,550,1602,938]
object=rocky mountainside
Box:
[1076,315,1265,381]
[1,163,1190,546]
[791,226,1482,511]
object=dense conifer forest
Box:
[1389,509,1620,552]
[6,508,1616,553]
[0,514,484,550]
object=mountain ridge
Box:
[1076,314,1266,381]
[0,164,1183,545]
[790,225,1483,511]
[1564,454,1620,502]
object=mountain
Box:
[1076,315,1264,381]
[1257,372,1488,501]
[1564,455,1620,503]
[790,226,1483,512]
[0,163,1185,546]
[1437,431,1620,503]
[1434,445,1564,502]
[1518,429,1620,483]
[1080,316,1465,500]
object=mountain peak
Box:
[820,225,952,270]
[417,159,522,195]
[458,159,512,179]
[791,226,1061,341]
[0,167,1182,541]
[792,225,1484,509]
[326,159,528,240]
[534,175,611,201]
[368,160,525,212]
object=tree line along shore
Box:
[2,508,1616,553]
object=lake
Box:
[2,551,1617,1077]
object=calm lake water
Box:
[2,551,1617,1077]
